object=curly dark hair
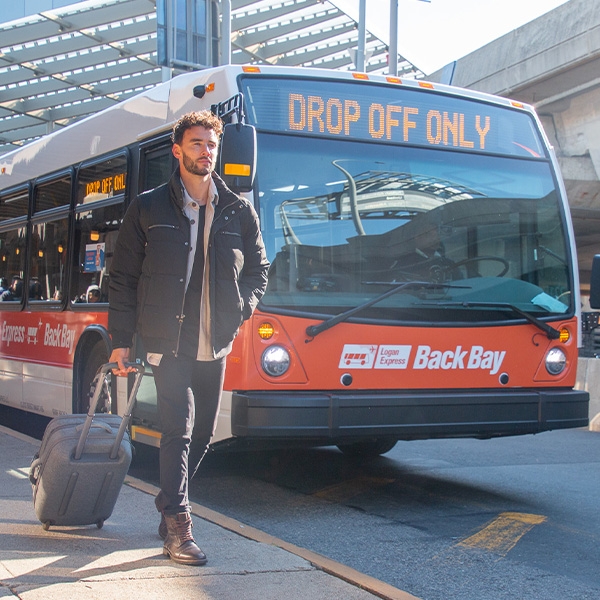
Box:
[171,110,224,145]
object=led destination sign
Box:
[288,94,490,150]
[241,77,545,158]
[84,172,126,198]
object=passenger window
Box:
[0,188,29,222]
[70,200,124,305]
[29,217,69,302]
[77,155,127,205]
[141,143,174,193]
[0,189,29,303]
[70,156,128,305]
[28,176,71,302]
[34,175,71,212]
[0,225,27,303]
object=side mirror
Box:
[219,123,256,193]
[590,255,600,309]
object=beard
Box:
[182,150,212,176]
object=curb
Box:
[125,476,421,600]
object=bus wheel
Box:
[77,341,110,414]
[336,438,397,459]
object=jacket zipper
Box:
[173,212,189,357]
[148,223,179,230]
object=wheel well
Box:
[72,326,111,412]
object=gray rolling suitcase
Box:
[29,362,144,530]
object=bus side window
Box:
[30,175,71,303]
[0,189,28,303]
[140,142,175,193]
[71,202,124,305]
[0,188,29,222]
[71,156,128,305]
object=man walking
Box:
[108,110,269,565]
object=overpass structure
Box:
[429,0,600,293]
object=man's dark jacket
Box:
[108,169,269,358]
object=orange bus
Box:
[0,65,588,457]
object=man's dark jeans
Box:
[152,353,226,515]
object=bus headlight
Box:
[545,348,566,375]
[261,345,290,377]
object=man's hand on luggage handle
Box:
[109,347,136,376]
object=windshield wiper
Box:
[424,301,561,339]
[305,281,461,339]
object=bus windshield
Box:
[245,81,571,323]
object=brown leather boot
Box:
[158,510,192,540]
[158,512,167,540]
[158,510,193,540]
[162,512,207,566]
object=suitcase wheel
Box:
[43,521,51,531]
[96,519,104,529]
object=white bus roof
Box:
[0,64,536,191]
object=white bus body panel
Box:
[0,359,70,417]
[0,358,23,410]
[23,362,71,416]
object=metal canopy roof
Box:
[0,0,422,158]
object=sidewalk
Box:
[0,425,419,600]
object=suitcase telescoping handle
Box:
[74,362,145,461]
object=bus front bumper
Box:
[230,388,589,442]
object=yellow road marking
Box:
[457,512,547,556]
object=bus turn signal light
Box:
[559,328,570,343]
[258,322,274,339]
